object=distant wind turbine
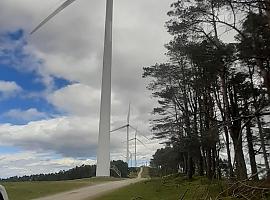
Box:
[111,104,131,164]
[129,129,148,167]
[111,104,150,166]
[31,0,114,177]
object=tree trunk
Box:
[183,153,188,174]
[206,148,213,179]
[187,153,193,179]
[220,71,247,179]
[212,146,217,178]
[213,85,234,177]
[248,62,270,177]
[231,133,248,180]
[246,120,259,180]
[224,127,234,177]
[198,149,204,176]
[243,98,258,180]
[256,116,270,177]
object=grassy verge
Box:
[1,177,121,200]
[92,174,270,200]
[92,175,225,200]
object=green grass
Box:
[92,175,226,200]
[1,177,122,200]
[92,174,270,200]
[91,179,178,200]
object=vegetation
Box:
[4,0,270,198]
[143,0,270,182]
[140,167,150,179]
[1,177,120,200]
[128,167,140,178]
[111,160,129,178]
[92,178,184,200]
[1,165,96,182]
[1,160,129,182]
[93,174,270,200]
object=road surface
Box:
[32,167,145,200]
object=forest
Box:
[145,0,270,181]
[1,160,128,182]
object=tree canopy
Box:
[145,0,270,181]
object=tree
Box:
[144,0,270,181]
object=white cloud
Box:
[0,116,99,158]
[47,83,101,116]
[0,151,96,178]
[0,116,161,168]
[3,108,47,121]
[47,83,124,117]
[0,81,22,98]
[0,80,22,93]
[0,0,173,177]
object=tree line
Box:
[1,160,128,182]
[145,0,270,180]
[1,165,96,182]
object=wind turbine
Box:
[110,104,131,164]
[114,113,150,167]
[128,128,148,168]
[31,0,114,177]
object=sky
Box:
[0,0,173,178]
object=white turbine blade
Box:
[128,138,136,142]
[31,0,77,34]
[121,138,135,143]
[110,125,127,133]
[129,125,150,140]
[136,138,148,149]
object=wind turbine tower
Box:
[31,0,114,177]
[126,104,130,164]
[96,0,114,177]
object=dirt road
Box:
[32,167,145,200]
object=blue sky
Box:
[0,0,169,178]
[0,29,72,166]
[0,29,71,125]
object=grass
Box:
[92,173,270,200]
[92,178,179,200]
[1,177,122,200]
[91,175,225,200]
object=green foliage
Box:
[110,160,128,178]
[143,0,270,181]
[237,12,270,68]
[92,176,227,200]
[150,147,181,175]
[93,175,270,200]
[1,165,96,182]
[128,167,143,178]
[1,161,129,181]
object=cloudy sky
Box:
[0,0,173,178]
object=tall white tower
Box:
[96,0,114,177]
[30,0,114,178]
[126,104,130,165]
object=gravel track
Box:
[32,167,144,200]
